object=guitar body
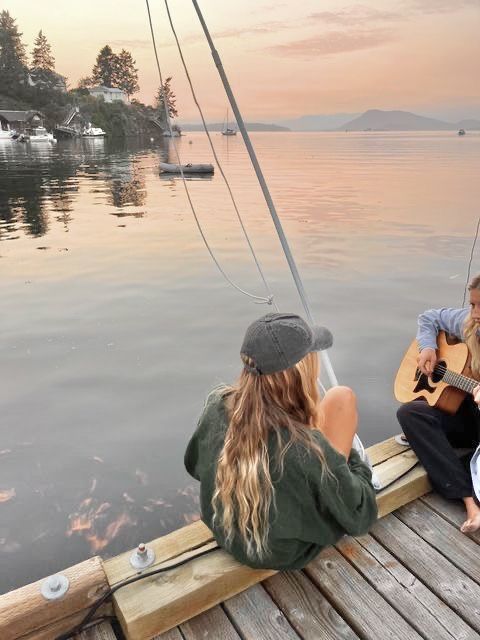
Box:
[394,331,470,415]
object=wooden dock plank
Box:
[153,627,184,640]
[337,535,477,640]
[0,556,109,640]
[263,571,359,640]
[113,548,275,639]
[104,519,213,586]
[180,606,241,640]
[371,513,480,633]
[78,621,117,640]
[368,437,409,465]
[223,582,301,639]
[376,463,430,518]
[420,494,480,545]
[304,546,423,640]
[394,500,480,585]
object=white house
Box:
[88,86,127,103]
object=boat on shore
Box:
[82,124,107,138]
[160,161,214,174]
[20,126,56,143]
[0,126,15,141]
[458,128,466,136]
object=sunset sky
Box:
[5,0,480,122]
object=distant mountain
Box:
[341,109,461,131]
[457,119,480,130]
[179,122,290,132]
[276,113,360,131]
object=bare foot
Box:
[461,513,480,533]
[462,497,480,533]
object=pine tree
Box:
[0,10,28,91]
[31,30,55,71]
[114,49,139,98]
[155,77,178,122]
[91,45,117,87]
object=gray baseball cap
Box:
[240,312,333,375]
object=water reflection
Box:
[0,138,161,239]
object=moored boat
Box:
[82,124,107,138]
[160,161,214,174]
[22,126,56,143]
[458,128,466,136]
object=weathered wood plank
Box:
[376,464,431,518]
[113,548,275,640]
[337,534,477,640]
[104,519,213,586]
[421,493,480,545]
[371,513,480,632]
[153,627,184,640]
[78,621,117,640]
[394,500,480,585]
[0,557,109,640]
[373,448,418,489]
[223,582,301,639]
[180,606,240,640]
[263,571,359,640]
[368,437,409,465]
[305,546,423,640]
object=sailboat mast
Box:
[190,0,338,386]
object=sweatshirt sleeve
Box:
[416,307,468,351]
[313,446,378,536]
[184,388,222,481]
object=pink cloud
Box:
[269,28,395,58]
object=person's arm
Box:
[315,447,378,536]
[416,307,468,350]
[184,389,219,481]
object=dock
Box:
[3,437,480,640]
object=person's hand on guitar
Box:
[473,385,480,406]
[417,347,437,376]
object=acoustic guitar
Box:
[394,331,479,414]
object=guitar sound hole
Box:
[431,360,446,384]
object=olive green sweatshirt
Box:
[184,389,378,570]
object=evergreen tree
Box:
[91,45,116,87]
[155,77,178,121]
[0,10,28,91]
[114,49,139,98]
[31,30,55,71]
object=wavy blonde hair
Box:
[464,274,480,379]
[211,351,332,561]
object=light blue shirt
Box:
[416,307,469,351]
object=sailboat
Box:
[221,108,237,136]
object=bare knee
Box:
[324,385,357,409]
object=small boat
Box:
[458,129,466,136]
[23,126,56,143]
[0,125,15,141]
[160,162,214,174]
[82,123,106,138]
[222,108,237,136]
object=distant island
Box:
[276,109,480,132]
[179,122,290,132]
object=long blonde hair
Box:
[211,351,331,561]
[464,274,480,379]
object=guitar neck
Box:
[439,367,478,394]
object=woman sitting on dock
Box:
[185,312,377,570]
[397,274,480,533]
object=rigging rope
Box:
[163,0,278,312]
[146,0,275,307]
[462,215,480,307]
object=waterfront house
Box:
[0,110,45,134]
[88,86,127,103]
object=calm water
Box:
[1,131,479,593]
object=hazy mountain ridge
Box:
[340,109,480,131]
[179,122,290,132]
